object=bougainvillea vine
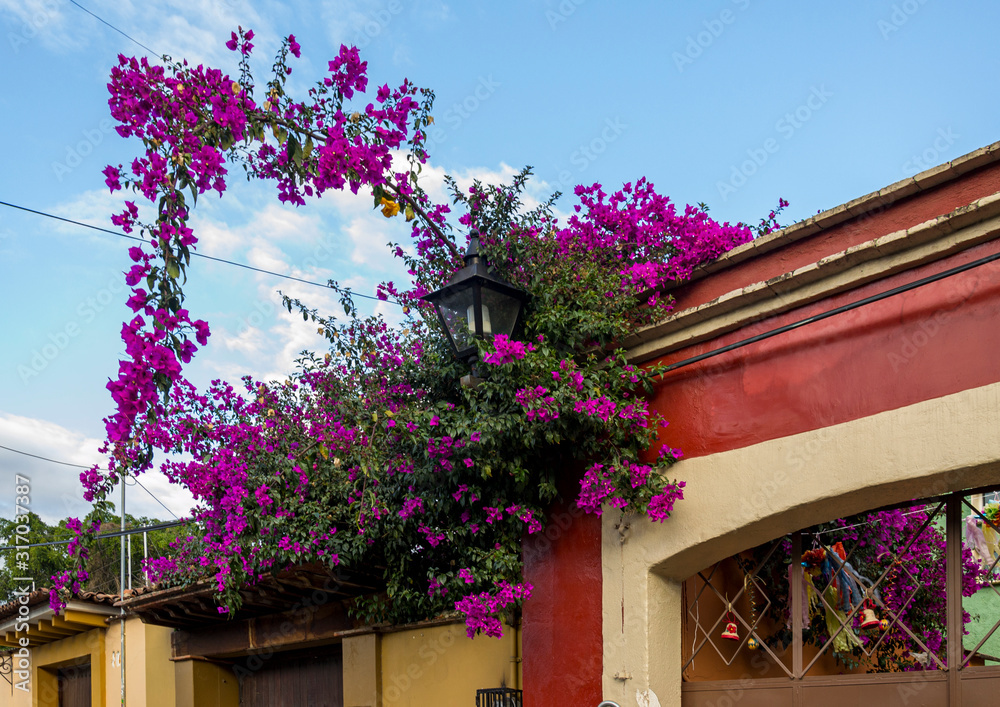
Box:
[53,30,784,638]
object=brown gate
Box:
[57,662,91,707]
[681,488,1000,706]
[238,646,344,707]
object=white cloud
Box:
[0,412,193,524]
[49,189,146,245]
[1,0,91,53]
[109,0,273,67]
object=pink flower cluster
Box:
[454,581,532,638]
[647,482,686,522]
[515,385,559,422]
[482,334,530,365]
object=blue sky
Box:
[0,0,997,522]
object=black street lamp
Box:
[421,236,528,363]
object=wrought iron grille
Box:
[682,487,1000,705]
[475,687,523,707]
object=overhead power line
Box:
[0,519,189,551]
[0,443,84,469]
[66,0,160,57]
[0,199,401,305]
[0,443,179,519]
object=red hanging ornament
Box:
[721,610,740,641]
[860,598,880,629]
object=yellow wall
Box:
[142,619,176,707]
[174,659,239,707]
[103,617,176,707]
[30,627,105,707]
[377,623,519,707]
[0,616,176,707]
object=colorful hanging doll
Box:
[967,514,994,571]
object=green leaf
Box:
[289,135,303,167]
[166,261,181,280]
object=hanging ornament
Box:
[860,597,880,629]
[721,609,740,641]
[744,573,761,649]
[880,618,890,631]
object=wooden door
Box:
[58,663,91,707]
[239,647,344,706]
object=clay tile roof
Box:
[0,587,123,623]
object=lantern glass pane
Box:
[432,287,477,351]
[481,285,522,338]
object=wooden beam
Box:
[38,619,76,637]
[62,610,110,628]
[51,616,85,633]
[25,625,61,642]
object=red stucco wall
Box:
[651,238,1000,461]
[521,495,603,707]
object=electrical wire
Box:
[66,0,160,57]
[0,199,403,305]
[0,443,87,469]
[0,443,180,520]
[124,476,180,520]
[656,248,1000,375]
[0,519,189,551]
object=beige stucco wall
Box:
[104,617,176,707]
[602,381,1000,707]
[344,633,381,707]
[375,622,519,707]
